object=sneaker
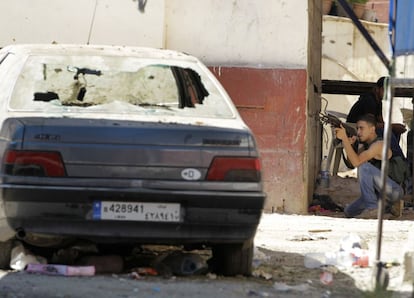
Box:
[356,209,391,220]
[390,200,404,218]
[356,209,378,219]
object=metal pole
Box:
[336,0,391,71]
[373,1,397,291]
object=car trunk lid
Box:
[4,117,257,181]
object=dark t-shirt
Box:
[346,92,382,123]
[346,92,404,158]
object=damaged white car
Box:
[0,44,265,276]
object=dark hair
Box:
[357,113,377,127]
[376,76,386,88]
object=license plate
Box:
[93,201,181,222]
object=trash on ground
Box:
[384,261,401,268]
[26,263,95,276]
[339,233,368,250]
[308,205,330,214]
[273,282,311,292]
[289,233,327,241]
[304,250,369,269]
[130,272,141,280]
[253,246,270,268]
[10,241,47,270]
[304,233,371,269]
[322,265,338,274]
[152,251,208,276]
[310,194,344,212]
[320,270,334,285]
[206,272,217,279]
[130,267,158,278]
[339,233,370,267]
[308,229,332,233]
[252,268,273,280]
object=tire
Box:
[211,239,253,276]
[0,240,13,269]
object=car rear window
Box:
[9,55,235,119]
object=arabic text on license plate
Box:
[93,201,180,222]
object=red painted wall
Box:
[209,67,307,213]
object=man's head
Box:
[356,114,377,143]
[374,76,386,101]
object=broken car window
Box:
[9,55,234,119]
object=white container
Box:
[304,251,353,269]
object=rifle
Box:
[319,112,357,138]
[319,112,358,169]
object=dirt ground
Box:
[313,170,414,220]
[1,174,414,297]
[254,213,414,297]
[1,210,413,298]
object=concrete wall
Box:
[0,0,318,214]
[0,0,165,47]
[165,0,308,68]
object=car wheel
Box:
[210,238,253,276]
[0,240,13,269]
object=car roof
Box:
[0,44,199,63]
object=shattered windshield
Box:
[9,55,234,118]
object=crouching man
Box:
[335,114,404,219]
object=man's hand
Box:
[334,124,347,141]
[335,125,357,144]
[349,135,357,145]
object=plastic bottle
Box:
[339,233,365,251]
[339,233,370,267]
[304,251,353,269]
[327,251,353,268]
[304,250,370,269]
[320,155,330,188]
[351,248,370,267]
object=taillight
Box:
[3,150,66,177]
[206,157,261,182]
